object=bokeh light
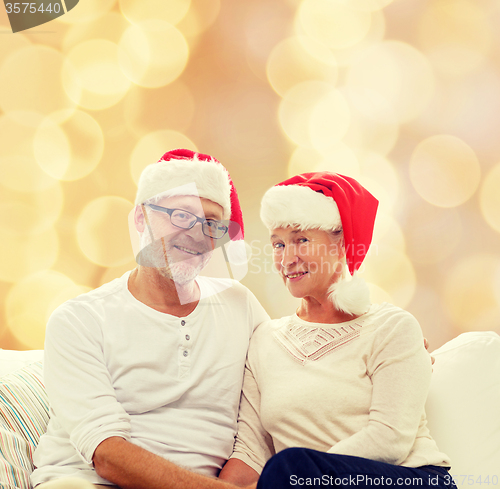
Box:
[0,202,50,237]
[118,20,189,88]
[495,264,500,309]
[410,135,481,208]
[0,117,58,192]
[480,163,500,234]
[297,0,372,50]
[5,270,90,349]
[363,246,416,308]
[309,89,351,150]
[287,147,324,175]
[198,86,279,161]
[365,214,410,313]
[404,204,462,265]
[348,0,394,12]
[267,36,338,97]
[50,232,102,291]
[76,196,134,267]
[130,130,197,185]
[34,110,104,181]
[367,282,392,306]
[443,255,500,332]
[418,0,492,78]
[176,0,221,38]
[62,12,130,52]
[55,0,116,24]
[0,27,30,65]
[63,39,131,110]
[288,143,360,178]
[417,66,500,153]
[408,286,454,349]
[346,41,435,123]
[0,228,59,283]
[0,184,64,237]
[371,212,406,254]
[279,81,350,148]
[119,0,190,26]
[1,0,499,349]
[342,100,399,155]
[123,82,195,137]
[356,151,399,213]
[331,8,386,68]
[0,46,78,126]
[244,2,297,83]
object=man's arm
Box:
[219,459,259,487]
[93,437,249,489]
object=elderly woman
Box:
[220,172,454,489]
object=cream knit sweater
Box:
[231,302,451,473]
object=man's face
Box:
[139,195,224,285]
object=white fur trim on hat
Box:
[328,271,371,316]
[135,155,232,219]
[260,185,341,231]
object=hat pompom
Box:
[328,272,371,316]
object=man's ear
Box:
[134,205,145,233]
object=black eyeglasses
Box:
[143,203,229,239]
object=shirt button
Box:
[183,351,188,357]
[185,335,190,341]
[181,320,186,326]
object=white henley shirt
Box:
[31,271,269,486]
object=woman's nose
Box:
[281,244,299,267]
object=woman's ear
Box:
[331,231,345,259]
[134,205,145,233]
[339,236,346,259]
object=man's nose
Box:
[185,220,205,241]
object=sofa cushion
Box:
[426,331,500,487]
[0,360,49,489]
[0,350,44,377]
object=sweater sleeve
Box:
[43,302,131,464]
[327,310,432,465]
[230,362,275,474]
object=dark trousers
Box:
[257,448,457,489]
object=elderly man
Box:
[31,149,268,489]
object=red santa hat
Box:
[260,172,379,315]
[135,148,243,241]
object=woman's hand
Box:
[424,337,435,368]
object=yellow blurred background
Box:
[0,0,499,351]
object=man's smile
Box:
[173,244,204,256]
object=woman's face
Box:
[270,226,344,301]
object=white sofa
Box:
[425,331,500,488]
[0,332,499,489]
